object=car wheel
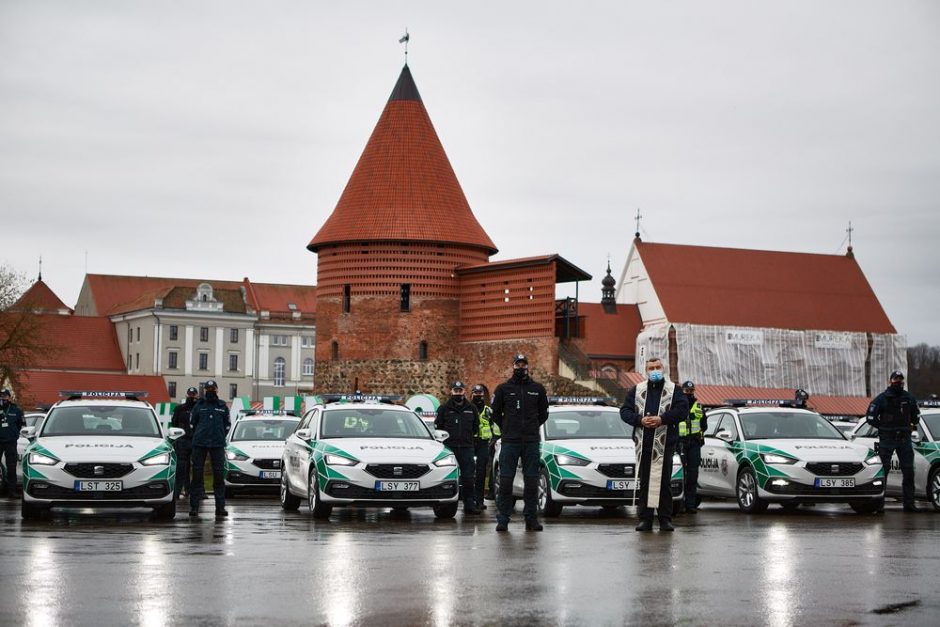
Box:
[308,471,332,519]
[736,467,768,513]
[928,467,940,512]
[152,499,176,520]
[432,502,458,519]
[280,472,300,511]
[21,500,44,521]
[538,469,563,517]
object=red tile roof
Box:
[12,280,72,313]
[637,242,895,333]
[17,370,169,408]
[308,65,497,254]
[578,303,642,358]
[2,313,126,371]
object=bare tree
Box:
[0,264,58,395]
[907,343,940,398]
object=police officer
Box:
[866,371,922,513]
[171,386,198,500]
[470,384,496,510]
[0,389,25,497]
[435,381,481,515]
[189,380,231,519]
[794,388,810,409]
[678,381,707,513]
[491,354,549,532]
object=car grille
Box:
[765,481,883,496]
[27,482,170,500]
[324,481,456,500]
[227,471,278,485]
[597,464,635,478]
[557,479,682,498]
[252,459,282,470]
[805,462,864,476]
[63,463,134,478]
[364,464,430,479]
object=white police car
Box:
[19,392,184,520]
[14,413,46,483]
[225,412,300,495]
[698,401,884,513]
[848,401,940,511]
[493,397,684,517]
[279,394,460,519]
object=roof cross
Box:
[634,208,643,238]
[399,29,409,64]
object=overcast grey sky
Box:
[2,1,938,344]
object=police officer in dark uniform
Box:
[171,386,198,500]
[491,354,549,532]
[435,381,481,515]
[866,371,922,512]
[678,381,707,513]
[0,389,25,497]
[794,388,810,409]
[189,380,231,519]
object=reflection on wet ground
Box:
[1,498,938,625]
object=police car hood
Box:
[34,436,170,462]
[754,439,870,462]
[228,440,288,459]
[544,439,636,462]
[324,438,444,463]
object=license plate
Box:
[260,471,281,479]
[815,477,855,488]
[607,480,637,490]
[74,480,123,492]
[375,481,420,492]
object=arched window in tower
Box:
[418,341,428,361]
[273,357,286,387]
[331,341,339,360]
[303,357,314,376]
[400,283,411,312]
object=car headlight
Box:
[555,453,590,466]
[434,454,457,467]
[226,451,249,461]
[28,452,58,465]
[325,454,358,466]
[761,453,798,465]
[140,452,170,466]
[865,454,882,466]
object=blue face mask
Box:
[648,369,664,383]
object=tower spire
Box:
[38,255,42,281]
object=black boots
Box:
[635,519,653,532]
[525,518,544,532]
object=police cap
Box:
[471,384,485,395]
[681,380,695,392]
[513,354,529,365]
[0,388,10,397]
[451,381,465,391]
[889,370,904,381]
[204,379,219,390]
[186,386,199,395]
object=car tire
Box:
[736,467,769,513]
[928,467,940,512]
[21,500,44,521]
[308,471,332,520]
[850,500,884,514]
[152,499,176,520]
[539,469,563,518]
[280,472,301,511]
[432,502,458,519]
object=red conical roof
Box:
[308,65,497,254]
[11,279,72,313]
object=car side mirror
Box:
[848,434,856,441]
[167,427,185,440]
[295,428,311,441]
[20,426,36,440]
[911,432,921,444]
[433,429,449,442]
[716,430,734,443]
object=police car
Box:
[225,412,300,495]
[19,392,185,520]
[848,400,940,511]
[279,394,460,519]
[698,400,884,513]
[492,397,684,517]
[14,413,46,483]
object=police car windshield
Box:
[740,411,845,440]
[40,406,160,437]
[921,412,940,438]
[321,408,431,439]
[545,410,634,440]
[232,419,299,442]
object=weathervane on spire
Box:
[634,208,643,239]
[38,255,42,281]
[399,29,410,64]
[846,220,854,258]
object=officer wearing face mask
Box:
[171,386,198,500]
[470,384,496,510]
[189,380,231,519]
[866,371,922,512]
[491,354,549,532]
[0,389,26,498]
[435,381,481,515]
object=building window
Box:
[419,341,428,361]
[127,327,132,343]
[230,328,239,344]
[135,327,140,342]
[400,283,411,312]
[168,351,178,370]
[229,354,238,372]
[271,335,289,347]
[198,353,208,371]
[274,357,286,387]
[169,325,178,341]
[342,284,351,313]
[168,381,177,399]
[331,341,339,360]
[301,335,314,348]
[135,353,140,369]
[229,383,238,399]
[303,358,314,376]
[200,327,209,342]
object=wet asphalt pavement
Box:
[0,497,938,626]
